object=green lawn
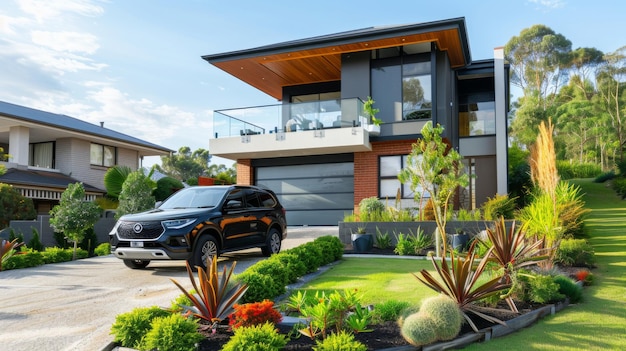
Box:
[293,178,626,350]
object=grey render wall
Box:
[2,215,116,248]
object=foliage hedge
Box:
[2,247,89,270]
[556,161,602,180]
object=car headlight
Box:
[162,218,196,230]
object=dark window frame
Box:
[90,143,117,167]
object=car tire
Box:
[123,259,150,269]
[194,235,219,270]
[262,228,282,257]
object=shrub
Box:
[79,228,99,256]
[221,322,288,351]
[400,312,438,347]
[553,275,583,303]
[229,299,283,329]
[94,243,111,256]
[41,247,73,264]
[251,258,289,291]
[557,161,601,180]
[556,182,590,239]
[169,291,193,313]
[139,313,203,351]
[482,194,516,220]
[528,274,565,304]
[0,183,37,228]
[375,228,392,249]
[372,300,411,323]
[393,228,432,256]
[358,197,385,221]
[594,171,615,183]
[153,176,184,202]
[313,235,344,264]
[110,306,170,348]
[555,238,596,267]
[28,228,44,252]
[238,272,279,303]
[313,331,367,351]
[3,248,43,270]
[419,295,462,341]
[612,177,626,199]
[268,252,307,284]
[288,243,323,273]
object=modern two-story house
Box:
[0,101,172,214]
[203,17,509,226]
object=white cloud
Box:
[31,30,99,54]
[16,0,104,22]
[527,0,565,9]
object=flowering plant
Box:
[228,299,282,330]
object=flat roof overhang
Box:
[202,18,471,100]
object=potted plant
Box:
[451,228,469,252]
[363,97,382,136]
[351,225,374,253]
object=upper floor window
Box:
[29,141,54,168]
[402,61,432,120]
[90,143,116,167]
[459,101,495,136]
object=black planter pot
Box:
[452,233,469,252]
[351,234,374,253]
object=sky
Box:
[1,0,624,168]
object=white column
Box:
[494,47,508,195]
[9,126,30,166]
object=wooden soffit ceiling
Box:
[203,19,469,100]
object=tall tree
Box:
[158,147,212,183]
[49,183,101,260]
[596,46,626,163]
[116,171,155,219]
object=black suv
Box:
[109,185,287,269]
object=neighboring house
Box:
[0,101,172,214]
[203,17,510,226]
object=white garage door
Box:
[256,162,354,226]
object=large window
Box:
[29,142,54,168]
[90,143,116,167]
[458,101,495,136]
[371,53,431,122]
[380,155,411,199]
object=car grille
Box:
[117,221,164,240]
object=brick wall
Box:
[236,159,252,185]
[353,140,414,212]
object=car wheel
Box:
[123,259,150,269]
[262,229,282,257]
[194,235,219,270]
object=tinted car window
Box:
[224,189,245,210]
[245,191,262,208]
[159,187,226,209]
[258,191,276,208]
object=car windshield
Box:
[159,187,228,209]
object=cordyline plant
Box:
[0,238,23,271]
[414,246,511,332]
[482,217,547,312]
[170,255,248,330]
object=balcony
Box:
[210,98,375,160]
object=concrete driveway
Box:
[0,226,337,351]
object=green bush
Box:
[221,322,288,351]
[238,272,279,303]
[169,291,193,313]
[313,331,367,351]
[482,194,516,220]
[268,252,307,284]
[3,249,43,270]
[41,247,73,263]
[110,306,170,348]
[419,295,462,341]
[28,228,44,252]
[555,238,596,267]
[287,243,323,273]
[249,259,288,294]
[372,300,411,323]
[94,243,111,256]
[594,171,615,183]
[152,176,184,202]
[375,228,392,249]
[528,274,565,304]
[358,197,385,221]
[400,312,438,347]
[139,313,203,351]
[612,177,626,199]
[0,183,37,228]
[553,275,583,303]
[393,228,432,256]
[313,235,344,264]
[556,161,602,180]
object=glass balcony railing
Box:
[213,98,367,138]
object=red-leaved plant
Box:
[575,269,589,282]
[228,299,283,330]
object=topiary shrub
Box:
[418,295,462,341]
[313,235,344,264]
[553,275,583,303]
[221,322,288,351]
[400,312,438,347]
[238,272,279,303]
[287,243,323,273]
[268,252,306,284]
[313,331,367,351]
[94,243,111,256]
[110,306,170,348]
[139,313,203,351]
[153,176,184,202]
